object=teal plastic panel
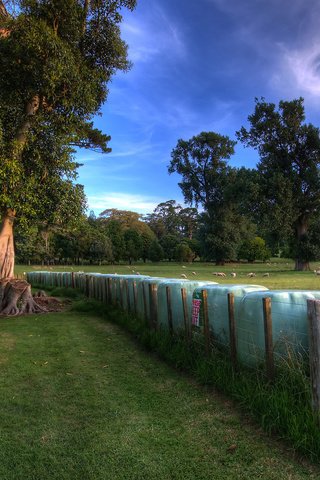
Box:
[157,280,218,331]
[236,290,320,367]
[112,275,149,310]
[136,278,178,319]
[192,284,269,347]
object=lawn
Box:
[17,259,320,290]
[0,309,319,479]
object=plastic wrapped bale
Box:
[115,275,150,311]
[92,274,120,304]
[192,284,269,348]
[88,273,112,301]
[236,290,320,367]
[110,275,146,310]
[136,278,173,320]
[62,272,71,288]
[157,280,218,332]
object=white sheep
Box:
[262,273,270,277]
[181,273,188,279]
[247,272,256,278]
[314,270,320,276]
[192,271,197,275]
[230,272,236,277]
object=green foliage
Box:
[238,236,271,262]
[160,233,180,261]
[169,131,236,208]
[148,238,164,262]
[237,98,320,269]
[0,0,136,269]
[174,242,194,263]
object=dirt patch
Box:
[33,296,71,313]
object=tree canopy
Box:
[0,0,136,312]
[237,97,320,270]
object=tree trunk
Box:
[0,210,46,315]
[0,209,15,279]
[294,216,310,271]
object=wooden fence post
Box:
[181,288,190,341]
[133,281,137,314]
[107,278,112,304]
[119,279,124,308]
[126,280,130,311]
[143,284,148,322]
[166,286,173,335]
[202,289,210,355]
[262,297,275,382]
[71,272,75,289]
[228,293,238,370]
[307,299,320,419]
[149,283,158,330]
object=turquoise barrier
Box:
[236,290,320,366]
[26,271,320,369]
[192,284,269,347]
[157,280,218,331]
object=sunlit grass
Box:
[0,309,319,479]
[16,259,320,290]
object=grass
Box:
[101,301,320,462]
[16,258,320,290]
[0,307,319,479]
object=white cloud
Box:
[87,192,164,215]
[284,44,320,97]
[121,2,186,64]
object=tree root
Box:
[0,279,47,316]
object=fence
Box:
[27,271,320,415]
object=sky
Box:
[77,0,320,217]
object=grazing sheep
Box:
[135,272,140,275]
[262,273,270,277]
[230,272,236,278]
[181,273,188,279]
[314,270,320,276]
[247,272,256,278]
[182,265,186,269]
[192,271,197,275]
[213,272,226,277]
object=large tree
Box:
[237,98,320,271]
[169,131,255,264]
[0,0,136,313]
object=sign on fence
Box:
[192,292,202,327]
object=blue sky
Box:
[77,0,320,216]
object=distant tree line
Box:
[14,200,270,266]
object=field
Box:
[0,308,319,479]
[17,259,320,290]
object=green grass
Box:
[0,309,319,479]
[17,259,320,290]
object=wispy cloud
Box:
[87,192,165,215]
[121,2,186,63]
[280,44,320,97]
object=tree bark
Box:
[0,209,15,279]
[294,216,310,271]
[0,210,46,315]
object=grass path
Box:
[0,311,319,479]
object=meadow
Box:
[17,258,320,291]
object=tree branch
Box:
[0,1,9,19]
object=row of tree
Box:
[15,202,270,266]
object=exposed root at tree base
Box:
[0,279,47,316]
